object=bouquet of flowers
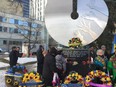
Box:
[85,70,112,87]
[64,71,83,84]
[68,37,82,48]
[22,71,42,83]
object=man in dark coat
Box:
[14,47,21,65]
[36,45,44,75]
[89,45,96,60]
[9,46,17,67]
[42,47,58,86]
[101,45,110,60]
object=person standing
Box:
[89,46,96,58]
[42,47,58,86]
[94,49,108,72]
[108,48,116,86]
[9,46,17,67]
[101,45,110,60]
[15,47,21,65]
[55,49,66,81]
[36,45,44,75]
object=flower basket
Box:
[84,70,112,87]
[19,71,43,87]
[63,71,84,87]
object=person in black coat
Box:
[42,47,58,86]
[9,46,17,67]
[14,47,21,65]
[36,45,44,75]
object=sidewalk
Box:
[0,57,37,69]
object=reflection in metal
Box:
[45,0,109,46]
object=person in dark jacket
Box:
[101,45,110,60]
[14,47,21,65]
[89,45,96,60]
[42,47,58,86]
[36,45,44,75]
[9,46,17,67]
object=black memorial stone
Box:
[62,48,91,77]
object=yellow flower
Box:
[72,73,75,77]
[22,77,28,83]
[24,73,28,77]
[101,72,106,76]
[13,80,19,86]
[33,75,40,80]
[78,75,82,79]
[36,73,39,76]
[22,73,30,83]
[85,76,91,82]
[90,71,94,75]
[6,78,12,84]
[64,80,70,84]
[101,77,106,82]
[107,82,112,86]
[29,72,35,79]
[68,74,71,77]
[35,80,42,82]
[106,77,111,81]
[75,73,78,76]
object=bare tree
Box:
[8,0,43,56]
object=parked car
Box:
[0,48,3,52]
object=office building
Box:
[30,0,47,21]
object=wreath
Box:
[64,71,83,84]
[85,70,112,87]
[68,37,82,48]
[22,71,42,83]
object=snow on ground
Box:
[25,63,37,72]
[0,70,7,87]
[4,57,37,64]
[0,62,9,68]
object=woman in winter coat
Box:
[94,49,108,72]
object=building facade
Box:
[30,0,47,21]
[0,11,44,52]
[22,0,30,18]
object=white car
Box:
[0,48,3,52]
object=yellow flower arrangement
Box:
[22,72,42,83]
[85,70,112,87]
[68,37,82,48]
[64,71,83,84]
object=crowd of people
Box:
[9,44,116,86]
[89,45,116,86]
[36,46,66,86]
